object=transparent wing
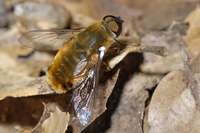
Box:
[18,28,84,50]
[72,47,105,125]
[73,65,97,126]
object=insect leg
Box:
[102,61,112,71]
[108,47,120,53]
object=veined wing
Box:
[18,28,84,50]
[72,46,105,125]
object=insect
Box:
[18,15,124,125]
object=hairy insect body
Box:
[46,22,114,93]
[19,15,123,125]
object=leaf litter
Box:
[0,0,200,133]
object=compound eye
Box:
[103,15,123,38]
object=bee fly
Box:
[18,15,124,125]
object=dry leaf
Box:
[145,44,200,133]
[32,103,70,133]
[182,5,200,55]
[147,70,200,133]
[0,76,54,101]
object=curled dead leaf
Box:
[32,103,70,133]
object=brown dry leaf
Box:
[146,70,200,133]
[182,5,200,55]
[144,44,200,133]
[140,31,185,74]
[32,103,70,133]
[0,76,54,101]
[106,73,164,133]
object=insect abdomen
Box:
[46,39,87,93]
